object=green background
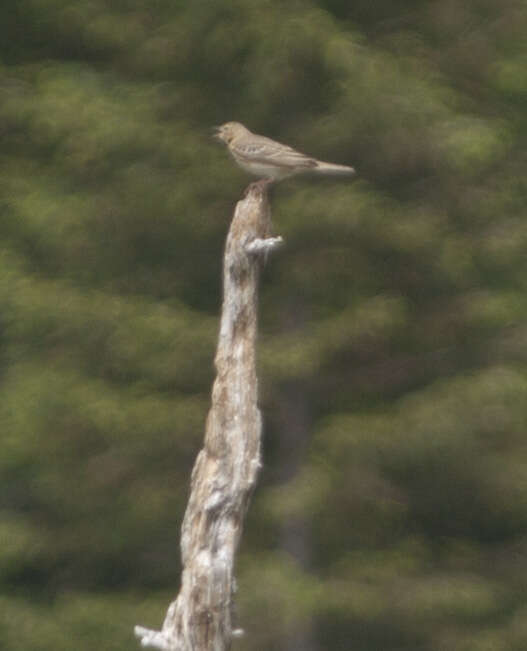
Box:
[2,1,527,649]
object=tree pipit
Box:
[214,122,355,183]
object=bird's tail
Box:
[314,160,356,176]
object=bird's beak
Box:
[212,126,223,141]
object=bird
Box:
[214,122,355,182]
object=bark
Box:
[135,181,282,651]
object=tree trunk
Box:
[135,181,282,651]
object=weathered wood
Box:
[135,181,282,651]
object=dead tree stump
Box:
[135,181,283,651]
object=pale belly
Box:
[234,157,294,180]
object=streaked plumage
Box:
[214,122,355,182]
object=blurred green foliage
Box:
[1,0,527,649]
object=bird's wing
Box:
[232,135,317,169]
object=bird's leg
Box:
[245,178,274,196]
[255,178,274,190]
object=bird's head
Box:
[213,121,248,144]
